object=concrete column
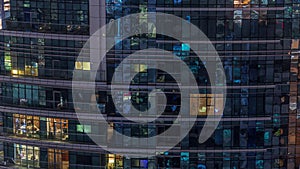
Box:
[89,0,106,82]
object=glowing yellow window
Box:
[133,64,147,73]
[75,61,83,69]
[82,62,90,70]
[75,61,90,70]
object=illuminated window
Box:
[190,94,223,116]
[181,43,190,51]
[181,152,189,162]
[234,0,251,7]
[107,154,123,168]
[4,52,11,70]
[173,43,190,60]
[11,69,18,75]
[3,0,10,12]
[25,62,38,77]
[75,61,90,70]
[133,64,147,73]
[108,154,115,164]
[76,124,91,133]
[47,118,68,140]
[291,39,299,49]
[82,62,90,70]
[24,1,30,8]
[14,144,40,168]
[48,149,69,169]
[13,114,40,138]
[75,61,83,69]
[6,54,38,77]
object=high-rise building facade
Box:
[0,0,299,169]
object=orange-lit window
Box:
[190,94,224,116]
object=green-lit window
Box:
[24,1,30,8]
[76,124,91,134]
[4,52,11,70]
